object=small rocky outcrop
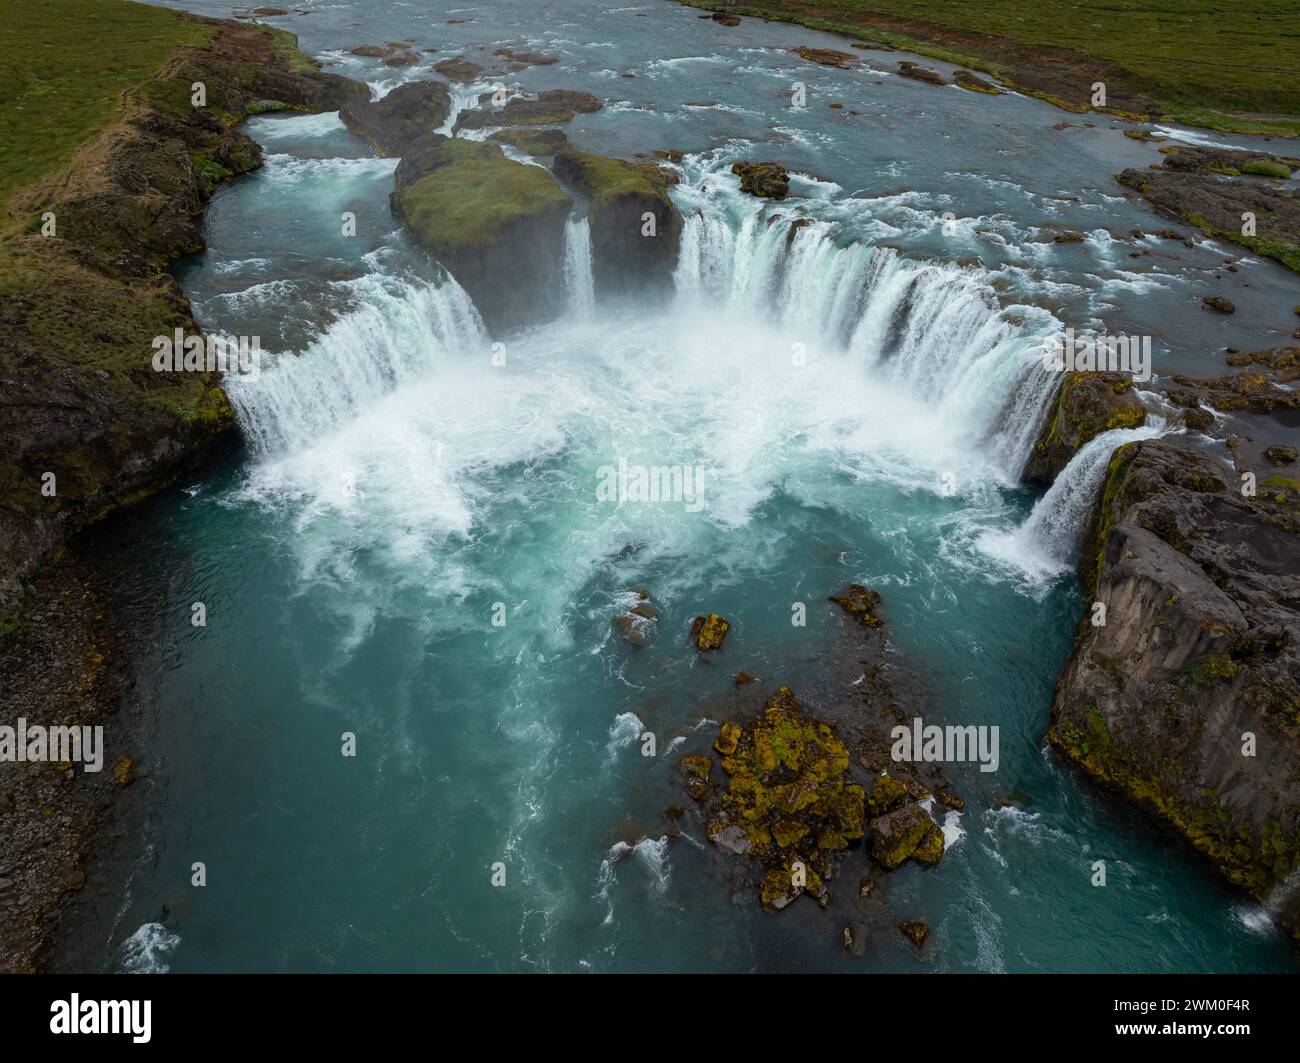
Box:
[899,920,930,948]
[828,584,884,627]
[1202,294,1235,314]
[613,588,658,648]
[1164,347,1299,416]
[897,61,945,85]
[686,686,865,909]
[731,161,790,200]
[1158,144,1298,179]
[792,46,859,69]
[1117,163,1300,274]
[493,48,558,68]
[954,69,1000,94]
[552,147,683,299]
[1048,438,1300,940]
[1023,372,1147,486]
[340,80,451,156]
[455,89,602,131]
[689,613,730,652]
[391,138,572,332]
[432,56,483,83]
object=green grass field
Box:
[686,1,1300,134]
[0,0,214,209]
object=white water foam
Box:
[563,216,596,319]
[119,922,181,974]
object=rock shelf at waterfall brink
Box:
[2,0,1299,993]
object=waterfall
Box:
[225,273,486,457]
[437,80,492,137]
[672,189,1062,479]
[983,422,1163,574]
[563,216,596,320]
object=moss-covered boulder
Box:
[828,584,884,627]
[340,80,451,156]
[1022,371,1147,486]
[869,801,939,869]
[432,57,483,83]
[488,128,569,157]
[866,772,911,817]
[552,147,682,299]
[690,612,730,652]
[731,161,790,200]
[682,686,869,909]
[391,138,572,332]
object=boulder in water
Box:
[488,127,569,157]
[340,81,451,156]
[731,160,790,200]
[552,147,682,299]
[792,46,858,69]
[391,138,572,332]
[897,61,945,85]
[432,56,483,83]
[689,612,730,652]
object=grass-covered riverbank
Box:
[682,0,1300,135]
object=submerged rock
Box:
[1164,347,1299,416]
[552,147,683,299]
[391,138,572,332]
[340,80,451,155]
[612,588,659,648]
[1048,438,1300,940]
[731,160,790,200]
[1023,372,1147,486]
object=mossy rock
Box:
[715,720,742,756]
[829,584,884,627]
[1023,371,1146,486]
[912,823,946,867]
[869,802,934,869]
[866,772,911,817]
[690,613,731,652]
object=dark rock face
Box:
[552,147,683,300]
[454,89,602,131]
[340,80,452,156]
[392,138,572,333]
[1047,438,1300,940]
[1022,372,1147,486]
[731,161,790,200]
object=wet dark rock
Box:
[792,46,858,69]
[432,56,483,82]
[1048,438,1300,941]
[828,584,884,627]
[493,48,559,68]
[899,920,930,948]
[340,80,451,155]
[1165,348,1299,416]
[613,588,659,648]
[1202,294,1236,313]
[488,127,569,157]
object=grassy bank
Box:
[683,1,1300,135]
